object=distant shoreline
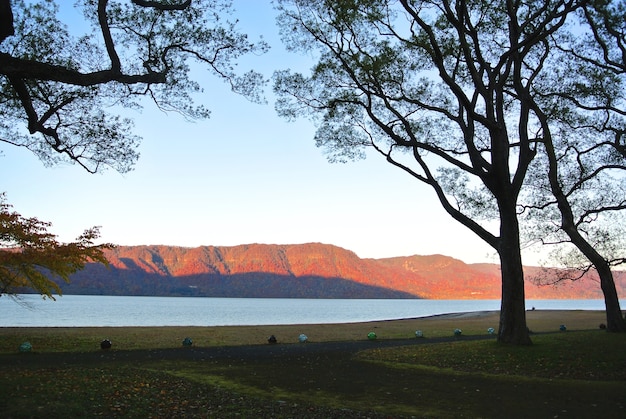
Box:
[413,310,498,320]
[1,309,608,328]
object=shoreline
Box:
[0,310,610,353]
[408,310,498,320]
[0,308,608,328]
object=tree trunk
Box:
[554,181,626,332]
[541,129,626,332]
[597,263,626,332]
[565,232,626,332]
[497,204,532,345]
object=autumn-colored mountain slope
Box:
[59,243,626,299]
[66,243,424,298]
[376,255,626,299]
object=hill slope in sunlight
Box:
[57,243,625,299]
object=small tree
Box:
[0,194,112,299]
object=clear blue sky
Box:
[0,1,504,264]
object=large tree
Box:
[272,0,621,344]
[0,0,267,173]
[0,0,267,297]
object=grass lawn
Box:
[0,310,624,418]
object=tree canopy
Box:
[514,0,626,331]
[0,0,267,173]
[274,0,626,343]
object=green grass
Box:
[1,312,625,418]
[357,330,626,381]
[154,331,625,418]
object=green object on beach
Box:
[19,342,32,352]
[367,332,377,340]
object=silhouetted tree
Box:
[520,0,626,332]
[0,0,267,172]
[273,0,624,344]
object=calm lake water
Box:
[0,295,612,327]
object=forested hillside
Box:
[44,243,626,299]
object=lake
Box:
[0,295,613,327]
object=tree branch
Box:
[0,53,166,86]
[97,0,121,72]
[131,0,192,11]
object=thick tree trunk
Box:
[497,205,532,345]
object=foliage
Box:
[518,0,626,272]
[273,0,626,253]
[0,194,112,298]
[511,0,626,332]
[273,0,566,344]
[0,1,268,298]
[0,0,268,173]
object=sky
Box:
[0,1,505,265]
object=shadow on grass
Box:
[1,311,625,419]
[160,332,625,418]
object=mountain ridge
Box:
[54,243,625,299]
